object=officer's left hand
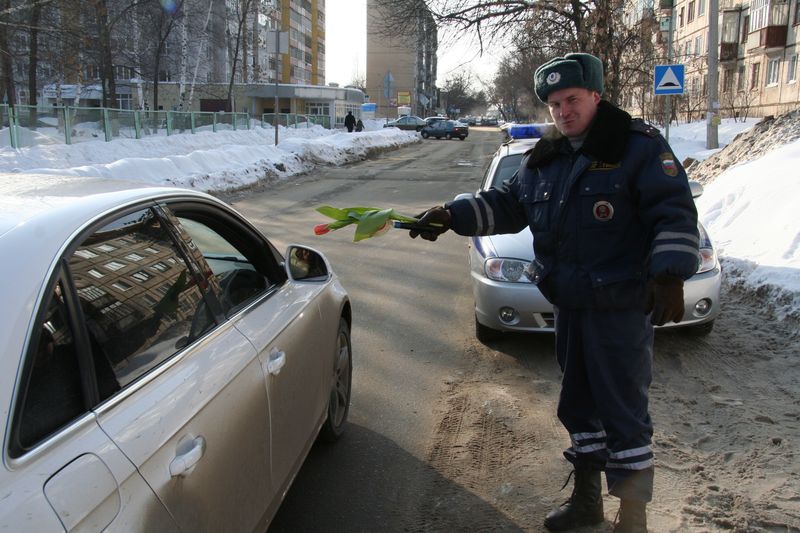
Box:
[645,274,685,326]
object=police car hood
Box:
[479,229,535,260]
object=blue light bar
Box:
[508,124,544,139]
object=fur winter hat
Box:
[534,53,604,103]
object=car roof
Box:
[496,138,540,158]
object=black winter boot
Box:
[543,469,604,531]
[612,499,647,532]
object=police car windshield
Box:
[491,154,524,189]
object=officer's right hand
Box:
[409,206,451,241]
[645,274,685,326]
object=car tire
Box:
[446,133,452,140]
[459,136,466,140]
[319,317,352,442]
[475,314,501,343]
[421,131,429,138]
[685,320,715,337]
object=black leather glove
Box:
[409,206,452,241]
[645,274,685,326]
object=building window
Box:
[679,6,685,26]
[698,0,705,16]
[688,0,695,22]
[723,68,734,92]
[694,35,703,54]
[737,64,746,91]
[766,58,780,85]
[751,62,761,89]
[788,54,798,82]
[795,0,800,24]
[741,16,749,43]
[104,261,126,272]
[75,249,98,259]
[96,244,117,253]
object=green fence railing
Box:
[1,105,255,148]
[261,113,331,129]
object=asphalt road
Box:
[227,128,508,531]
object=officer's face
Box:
[546,88,601,138]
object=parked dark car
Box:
[420,120,469,140]
[383,115,426,131]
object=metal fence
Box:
[0,104,310,149]
[261,113,331,129]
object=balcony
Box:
[759,25,788,48]
[720,42,739,61]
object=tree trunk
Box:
[28,2,42,108]
[0,0,16,106]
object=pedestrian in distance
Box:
[345,111,356,132]
[406,52,700,533]
[355,118,364,132]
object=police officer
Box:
[409,53,699,532]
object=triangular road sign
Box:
[654,64,685,95]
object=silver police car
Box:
[464,125,721,342]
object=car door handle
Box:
[169,436,206,477]
[267,348,286,375]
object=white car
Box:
[0,175,352,531]
[465,126,721,342]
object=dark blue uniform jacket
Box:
[447,101,700,310]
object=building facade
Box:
[7,0,363,126]
[365,0,438,119]
[624,0,800,119]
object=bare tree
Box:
[226,0,255,112]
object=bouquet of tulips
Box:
[314,205,420,242]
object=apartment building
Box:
[628,0,800,119]
[365,0,438,118]
[13,0,363,125]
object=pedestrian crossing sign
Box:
[654,64,685,95]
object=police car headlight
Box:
[485,258,533,282]
[697,248,717,274]
[696,224,718,274]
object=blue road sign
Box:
[654,64,685,95]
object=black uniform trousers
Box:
[554,307,655,502]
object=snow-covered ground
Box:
[1,115,797,318]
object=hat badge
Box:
[546,72,561,85]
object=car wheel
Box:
[475,314,501,343]
[685,320,715,337]
[319,317,352,442]
[446,133,452,140]
[459,136,466,140]
[421,131,429,138]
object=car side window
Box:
[493,154,525,188]
[16,281,85,451]
[69,208,214,392]
[171,214,274,316]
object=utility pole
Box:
[274,21,280,146]
[707,0,720,148]
[665,0,675,144]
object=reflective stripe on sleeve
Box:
[654,231,700,245]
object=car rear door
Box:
[66,205,273,532]
[3,273,177,532]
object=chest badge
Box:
[593,201,614,222]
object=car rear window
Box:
[492,154,524,188]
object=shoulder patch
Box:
[660,152,678,176]
[630,120,660,137]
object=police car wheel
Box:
[475,315,501,343]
